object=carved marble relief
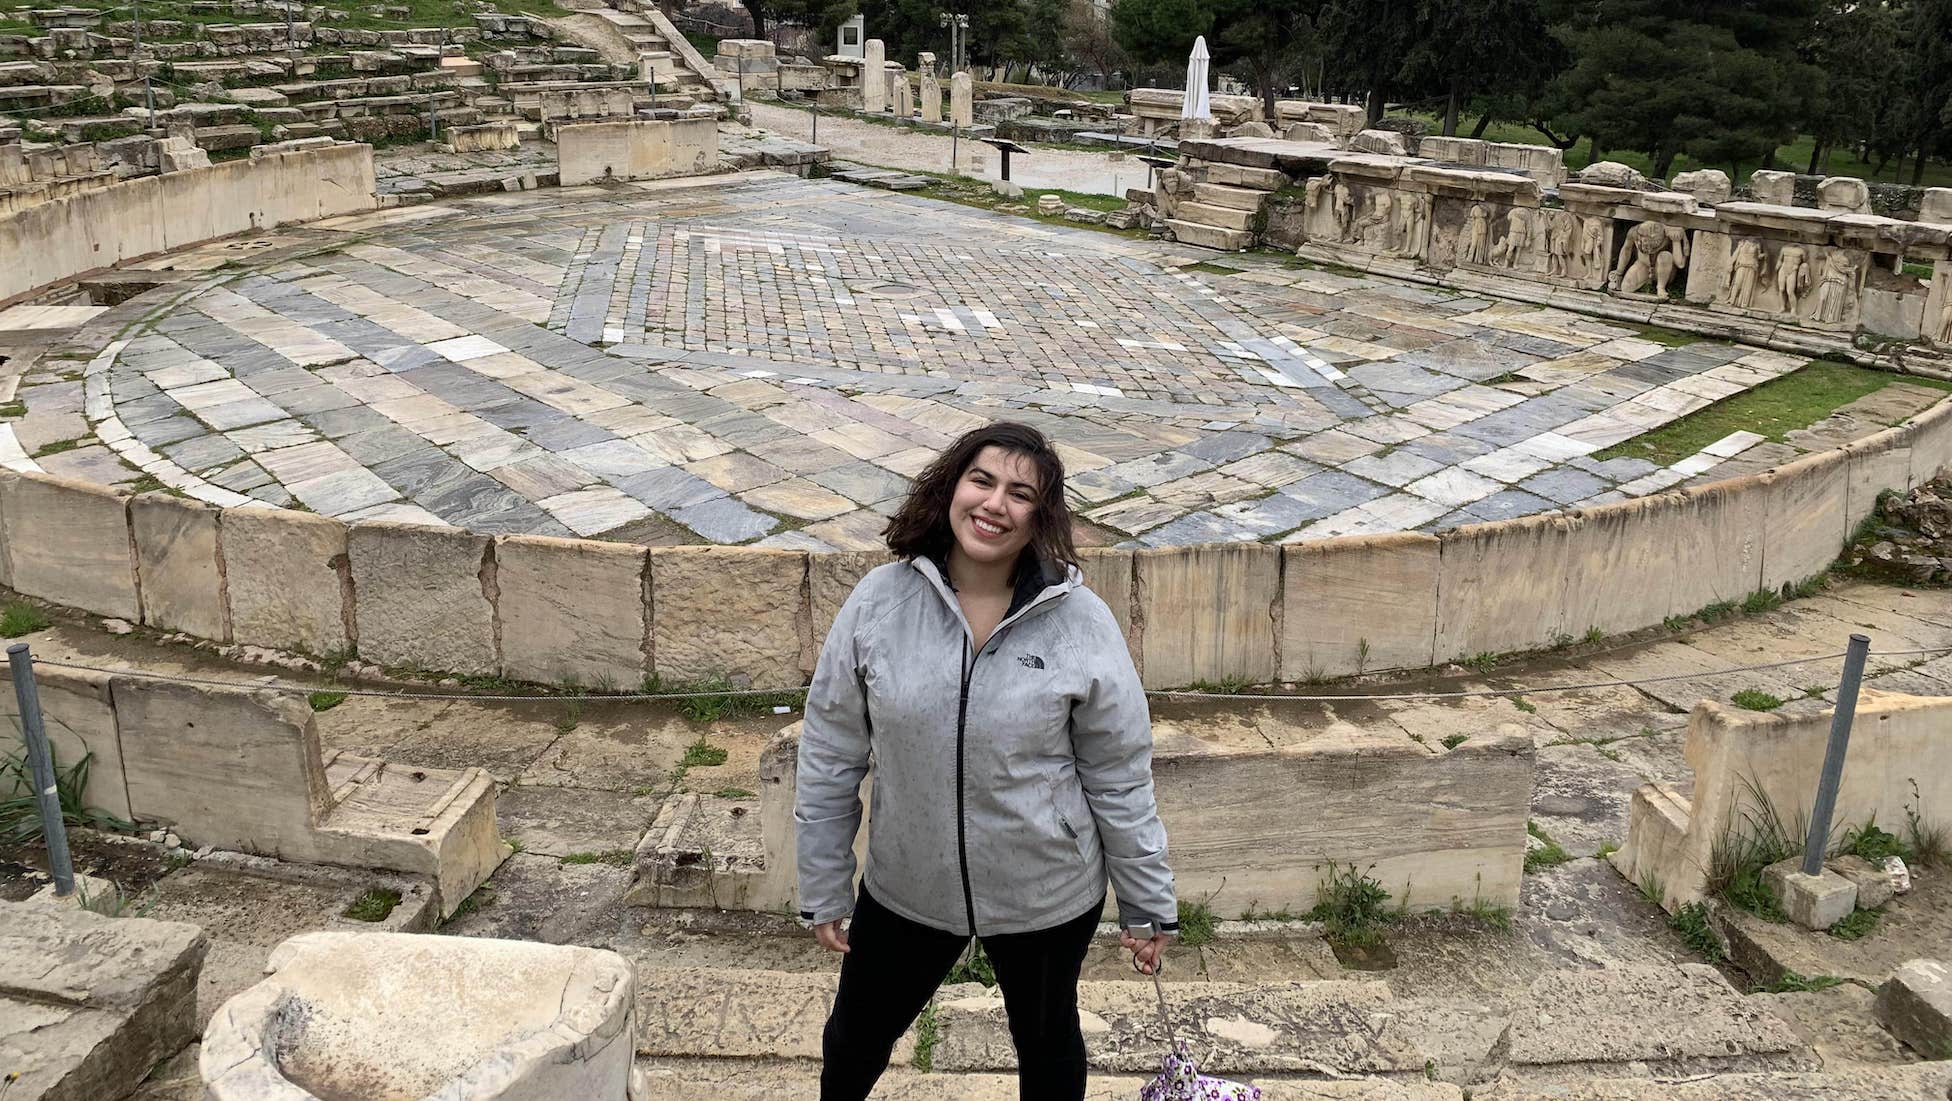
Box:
[1610,221,1688,297]
[1814,249,1863,325]
[1462,204,1491,266]
[1490,209,1534,269]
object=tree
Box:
[1065,0,1129,86]
[1799,0,1902,174]
[1540,0,1820,177]
[1400,0,1562,136]
[1317,0,1418,124]
[1111,0,1315,112]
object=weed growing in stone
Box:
[1741,588,1783,615]
[1802,685,1827,699]
[1440,734,1469,750]
[1525,822,1573,873]
[946,942,997,986]
[1511,696,1537,714]
[716,787,755,799]
[642,674,801,723]
[553,699,582,735]
[1597,842,1620,860]
[912,1003,941,1070]
[1176,898,1218,947]
[1308,862,1393,947]
[1731,689,1784,711]
[342,887,402,922]
[506,838,527,854]
[1240,900,1296,922]
[1,744,132,842]
[1583,626,1605,644]
[77,880,161,918]
[1355,638,1371,675]
[562,850,633,866]
[1454,893,1513,932]
[1758,972,1844,993]
[1187,675,1253,695]
[1842,817,1909,863]
[0,602,50,638]
[442,883,495,926]
[1711,780,1799,922]
[1666,902,1725,962]
[307,691,347,712]
[1905,779,1947,867]
[1463,651,1499,674]
[1828,907,1880,941]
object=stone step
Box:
[632,1058,1450,1099]
[1206,162,1291,190]
[623,792,768,909]
[1476,1064,1952,1100]
[1192,180,1271,211]
[1166,218,1252,251]
[1173,200,1257,232]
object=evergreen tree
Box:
[1400,0,1562,136]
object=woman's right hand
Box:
[813,919,851,954]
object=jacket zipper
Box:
[955,638,980,937]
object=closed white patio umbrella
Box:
[1181,35,1211,121]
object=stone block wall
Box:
[0,141,377,306]
[2,390,1952,693]
[1616,692,1952,911]
[555,116,719,186]
[752,720,1535,918]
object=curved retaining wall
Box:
[0,142,378,308]
[2,398,1948,690]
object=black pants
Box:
[820,886,1104,1101]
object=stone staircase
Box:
[1163,163,1289,252]
[543,1,719,101]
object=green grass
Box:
[1636,324,1704,348]
[1711,778,1799,922]
[561,849,633,866]
[0,602,51,638]
[306,691,347,712]
[1176,898,1217,947]
[2,743,133,842]
[1595,359,1952,466]
[1667,901,1726,962]
[640,674,801,724]
[1440,734,1469,750]
[342,887,402,922]
[1525,821,1574,873]
[1026,187,1129,212]
[1829,907,1880,941]
[715,786,755,799]
[1732,689,1785,712]
[31,437,83,458]
[1462,651,1499,674]
[1841,817,1909,863]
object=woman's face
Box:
[948,445,1040,568]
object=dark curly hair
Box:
[882,421,1077,569]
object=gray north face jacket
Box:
[795,556,1176,937]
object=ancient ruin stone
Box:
[1876,959,1952,1060]
[1576,161,1652,190]
[1671,168,1731,205]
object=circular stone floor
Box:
[84,171,1814,550]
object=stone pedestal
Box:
[203,931,643,1100]
[950,70,972,128]
[861,38,884,113]
[1763,858,1857,930]
[1748,169,1796,205]
[918,51,940,123]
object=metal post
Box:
[8,644,75,897]
[1800,633,1872,875]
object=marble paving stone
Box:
[669,495,778,543]
[162,434,245,473]
[1278,468,1389,513]
[539,485,653,536]
[1519,467,1610,505]
[1461,487,1560,523]
[808,460,912,504]
[1404,467,1503,508]
[1342,449,1444,488]
[286,466,401,515]
[613,466,727,511]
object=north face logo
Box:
[1018,654,1045,669]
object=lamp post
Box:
[937,12,967,76]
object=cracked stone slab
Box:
[1503,965,1814,1079]
[932,978,1429,1075]
[1475,1063,1952,1100]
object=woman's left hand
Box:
[1120,928,1170,975]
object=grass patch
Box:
[1667,901,1726,962]
[1186,261,1244,276]
[1186,675,1253,695]
[1440,734,1469,750]
[641,674,801,724]
[1240,900,1297,921]
[1758,971,1845,993]
[342,886,402,922]
[1732,689,1785,712]
[1307,861,1394,948]
[561,849,633,866]
[1828,907,1880,941]
[1525,821,1573,873]
[1741,588,1783,615]
[1176,897,1217,947]
[1841,817,1909,863]
[1453,892,1513,932]
[680,740,728,769]
[1711,777,1800,922]
[0,602,51,637]
[76,880,161,918]
[1636,324,1704,347]
[1462,651,1499,674]
[715,786,755,799]
[306,691,347,712]
[1594,359,1952,466]
[31,437,83,458]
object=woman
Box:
[795,421,1176,1101]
